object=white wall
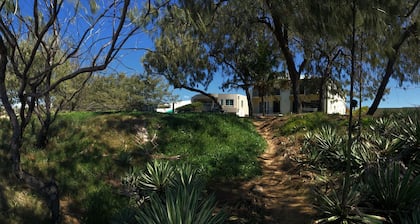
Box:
[280,89,291,114]
[156,100,191,113]
[218,94,248,117]
[326,94,346,115]
[192,93,249,117]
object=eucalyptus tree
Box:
[0,0,140,222]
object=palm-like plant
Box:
[364,162,420,221]
[302,126,347,171]
[305,112,420,223]
[137,160,175,192]
[400,206,420,224]
[395,116,420,166]
[313,180,385,224]
[136,181,226,224]
[121,160,175,205]
[350,134,380,171]
[122,160,226,224]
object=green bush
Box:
[0,112,264,222]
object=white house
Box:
[252,78,346,115]
[191,93,249,117]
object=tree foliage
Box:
[0,0,141,222]
[72,73,172,112]
[142,3,220,106]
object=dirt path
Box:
[62,116,317,224]
[247,116,316,223]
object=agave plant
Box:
[302,126,347,171]
[121,160,226,224]
[137,160,175,192]
[313,180,385,224]
[133,161,226,224]
[136,182,226,224]
[400,206,420,224]
[394,115,420,165]
[350,134,380,172]
[368,117,398,138]
[364,162,420,221]
[121,160,175,200]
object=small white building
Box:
[252,78,346,115]
[156,100,191,113]
[191,93,249,117]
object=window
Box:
[271,88,281,95]
[226,99,234,106]
[252,88,259,96]
[241,100,244,108]
[220,99,223,105]
[299,85,305,94]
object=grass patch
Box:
[279,112,348,136]
[156,113,266,180]
[0,111,265,222]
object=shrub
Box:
[280,113,346,136]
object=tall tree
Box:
[142,3,221,109]
[0,0,140,222]
[297,1,351,113]
[366,1,420,115]
[73,73,172,112]
[260,0,308,113]
[202,0,282,117]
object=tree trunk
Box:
[367,23,416,115]
[290,75,300,113]
[179,84,223,110]
[36,119,50,148]
[258,87,266,116]
[36,92,52,148]
[0,37,60,224]
[265,0,302,113]
[245,87,253,117]
[318,79,325,113]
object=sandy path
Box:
[244,117,316,223]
